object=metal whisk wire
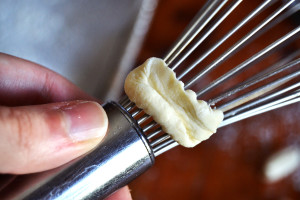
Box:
[121,0,300,157]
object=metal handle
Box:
[1,102,155,200]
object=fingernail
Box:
[61,101,108,142]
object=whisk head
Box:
[120,0,299,156]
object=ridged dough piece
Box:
[124,57,223,147]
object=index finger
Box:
[0,53,95,106]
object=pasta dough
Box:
[124,57,223,147]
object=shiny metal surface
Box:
[2,102,154,200]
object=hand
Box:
[0,53,132,200]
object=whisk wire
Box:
[184,0,296,89]
[142,121,158,132]
[224,82,300,118]
[137,114,150,124]
[210,58,300,108]
[170,0,242,70]
[164,0,227,65]
[153,139,178,157]
[150,133,171,147]
[196,26,300,97]
[177,0,276,80]
[146,128,162,140]
[220,69,299,113]
[221,89,300,127]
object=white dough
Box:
[124,57,223,147]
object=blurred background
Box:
[1,0,300,199]
[0,0,157,101]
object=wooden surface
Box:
[129,0,300,199]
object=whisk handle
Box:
[2,102,155,200]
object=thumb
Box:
[0,101,108,174]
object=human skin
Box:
[0,53,131,200]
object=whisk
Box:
[122,0,300,157]
[4,0,299,199]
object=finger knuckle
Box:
[41,72,55,101]
[1,107,34,154]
